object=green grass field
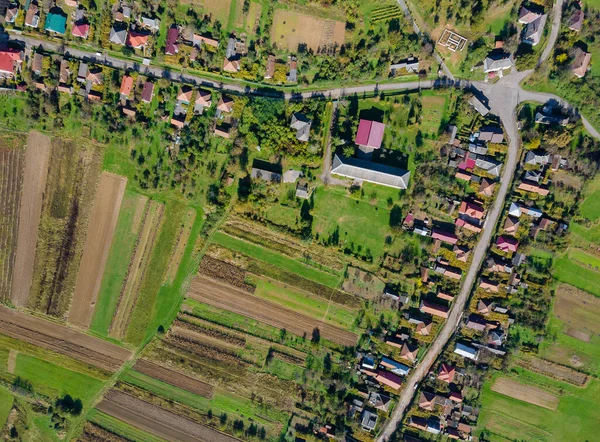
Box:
[90,190,145,337]
[88,409,166,442]
[477,368,600,441]
[0,387,13,430]
[251,277,357,331]
[212,231,341,288]
[579,174,600,221]
[14,354,105,403]
[553,253,600,297]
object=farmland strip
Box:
[187,275,358,346]
[0,305,131,372]
[134,359,214,398]
[163,208,196,283]
[97,390,241,442]
[11,132,51,307]
[491,377,560,410]
[69,173,127,329]
[110,201,164,339]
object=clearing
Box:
[133,359,214,398]
[271,8,345,52]
[187,275,358,346]
[69,172,127,329]
[0,305,131,372]
[11,131,51,307]
[490,377,559,410]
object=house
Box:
[468,141,488,155]
[571,47,591,78]
[488,330,505,346]
[510,202,543,218]
[264,54,276,79]
[390,57,419,75]
[478,126,504,144]
[127,31,150,49]
[416,320,433,336]
[568,9,584,32]
[486,256,514,273]
[459,200,485,221]
[476,156,502,176]
[449,391,463,403]
[513,252,526,267]
[331,155,411,189]
[110,27,127,45]
[469,95,490,116]
[295,182,311,199]
[194,89,212,113]
[355,119,385,150]
[0,48,22,78]
[223,57,240,73]
[466,314,487,331]
[419,391,436,411]
[191,34,219,48]
[24,2,39,28]
[524,150,550,166]
[496,236,519,253]
[251,160,282,183]
[435,263,462,280]
[361,410,378,431]
[217,96,234,113]
[400,342,419,363]
[59,59,70,83]
[119,75,133,99]
[477,299,493,315]
[420,299,449,319]
[524,170,542,183]
[31,53,43,75]
[57,84,72,94]
[454,343,478,360]
[72,22,90,38]
[431,229,458,245]
[409,417,441,435]
[44,9,67,34]
[421,266,429,283]
[455,218,482,233]
[479,278,499,292]
[287,57,297,82]
[290,113,312,142]
[4,4,18,23]
[380,357,410,376]
[141,82,154,103]
[478,178,495,196]
[87,90,102,101]
[518,6,543,24]
[77,62,88,82]
[214,125,231,139]
[177,86,193,105]
[483,51,514,75]
[523,14,547,46]
[535,110,569,126]
[518,181,550,196]
[376,370,402,390]
[455,171,472,181]
[453,245,470,263]
[368,392,391,412]
[122,107,136,117]
[361,355,376,370]
[385,337,404,349]
[140,16,160,32]
[165,27,179,55]
[170,116,186,128]
[438,363,455,383]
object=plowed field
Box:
[134,359,214,398]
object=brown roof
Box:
[375,370,402,390]
[572,48,591,78]
[214,126,230,138]
[477,299,492,315]
[504,216,519,233]
[32,53,43,73]
[57,84,72,94]
[438,363,455,383]
[171,117,186,128]
[419,392,436,411]
[265,54,276,79]
[478,178,495,196]
[122,107,136,117]
[455,171,472,181]
[420,299,449,319]
[177,86,193,103]
[120,75,134,97]
[217,96,234,113]
[416,320,432,336]
[223,58,240,72]
[437,292,454,302]
[25,3,38,26]
[518,181,550,196]
[479,279,499,292]
[59,59,70,83]
[196,89,212,106]
[538,217,553,230]
[401,342,418,362]
[459,200,485,219]
[87,69,102,85]
[141,81,154,103]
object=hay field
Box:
[491,377,559,410]
[554,283,600,342]
[272,9,345,52]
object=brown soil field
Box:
[173,317,246,347]
[11,132,51,307]
[69,173,127,329]
[198,256,254,292]
[187,275,358,346]
[554,284,600,341]
[491,377,560,410]
[516,356,588,387]
[97,390,241,442]
[0,305,131,372]
[166,329,251,366]
[110,201,164,339]
[164,208,196,283]
[0,146,24,302]
[79,422,130,442]
[27,138,103,317]
[272,9,345,52]
[134,359,214,398]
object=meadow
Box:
[0,387,13,430]
[553,252,600,297]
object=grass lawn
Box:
[477,368,600,441]
[88,409,166,442]
[311,185,394,261]
[250,277,357,331]
[211,231,341,288]
[0,387,13,430]
[553,253,600,297]
[14,354,105,403]
[90,189,145,337]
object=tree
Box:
[389,204,403,230]
[220,413,228,424]
[311,327,321,343]
[323,353,332,372]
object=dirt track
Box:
[11,131,51,307]
[97,390,240,442]
[134,359,214,398]
[69,173,127,329]
[187,275,358,346]
[0,305,131,372]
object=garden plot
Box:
[272,9,345,52]
[491,377,559,410]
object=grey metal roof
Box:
[483,53,514,72]
[523,14,547,46]
[109,27,127,45]
[331,155,410,189]
[290,113,311,142]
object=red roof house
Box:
[431,229,458,245]
[72,23,90,39]
[0,48,22,78]
[355,119,385,149]
[496,236,519,253]
[120,75,134,98]
[420,299,449,319]
[165,27,179,55]
[376,370,402,390]
[438,363,455,383]
[459,200,485,220]
[127,31,149,48]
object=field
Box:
[0,387,13,431]
[553,251,600,297]
[90,191,148,337]
[0,140,24,302]
[420,95,447,135]
[553,284,600,342]
[515,355,588,386]
[0,305,131,372]
[187,275,358,346]
[27,136,103,318]
[164,208,196,283]
[69,172,127,329]
[88,410,166,442]
[134,359,214,398]
[271,8,345,52]
[110,200,164,340]
[11,131,51,307]
[490,377,559,410]
[79,422,134,442]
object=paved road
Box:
[539,0,564,66]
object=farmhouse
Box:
[483,51,514,75]
[479,278,499,292]
[355,119,385,150]
[416,320,433,336]
[477,299,493,315]
[420,299,449,319]
[454,343,478,360]
[519,6,543,24]
[217,96,234,114]
[456,218,482,233]
[141,16,160,31]
[469,95,490,116]
[0,49,22,78]
[459,200,485,221]
[478,126,504,144]
[571,47,591,78]
[290,113,312,142]
[331,155,410,189]
[368,392,391,412]
[453,245,470,262]
[419,391,437,411]
[523,14,547,46]
[475,156,502,176]
[524,151,550,166]
[465,314,487,332]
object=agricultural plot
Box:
[0,143,24,302]
[27,137,103,318]
[579,174,600,222]
[490,377,559,410]
[79,422,134,442]
[88,409,168,442]
[516,355,588,387]
[134,359,214,398]
[553,252,600,297]
[553,284,600,342]
[370,5,403,23]
[69,173,127,329]
[11,131,51,307]
[271,8,345,52]
[187,275,358,346]
[0,387,13,431]
[164,208,196,284]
